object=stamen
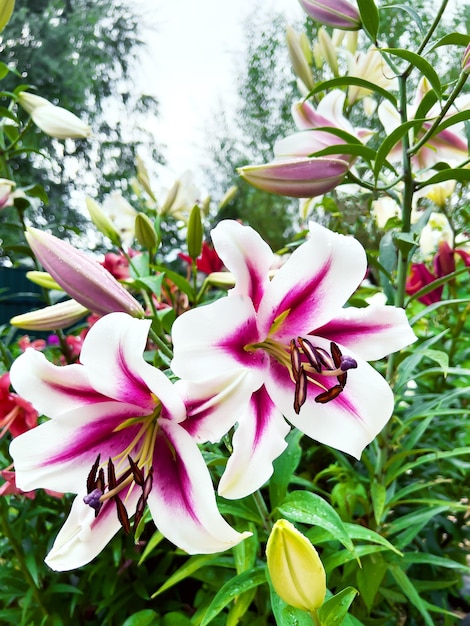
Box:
[289,339,358,410]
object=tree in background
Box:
[204,12,299,251]
[0,0,163,249]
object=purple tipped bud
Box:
[299,0,361,31]
[462,43,470,75]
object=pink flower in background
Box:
[172,220,416,499]
[101,252,131,280]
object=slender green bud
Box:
[26,270,62,291]
[187,204,203,260]
[86,197,121,246]
[135,212,159,249]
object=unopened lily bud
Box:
[86,197,121,246]
[238,157,348,198]
[299,0,361,31]
[266,519,326,611]
[286,26,315,91]
[160,180,180,216]
[135,212,159,249]
[219,185,238,209]
[18,92,91,140]
[25,227,144,318]
[187,204,203,260]
[318,27,338,76]
[0,0,14,33]
[136,155,156,201]
[26,270,62,291]
[10,299,88,331]
[462,43,470,74]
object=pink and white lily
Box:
[171,220,416,499]
[378,77,469,170]
[274,90,373,163]
[9,312,250,571]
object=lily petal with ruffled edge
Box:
[10,312,250,570]
[171,220,417,498]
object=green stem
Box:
[409,72,469,157]
[0,500,49,618]
[252,490,272,532]
[414,0,449,59]
[311,609,322,626]
[148,327,173,360]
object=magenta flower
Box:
[171,220,416,498]
[9,313,250,570]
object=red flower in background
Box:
[179,242,224,275]
[406,241,470,304]
[0,372,38,438]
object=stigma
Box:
[84,454,153,534]
[290,338,357,413]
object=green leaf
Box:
[430,32,470,50]
[152,554,218,597]
[324,544,392,573]
[154,265,195,301]
[357,0,379,41]
[199,567,266,626]
[388,565,434,626]
[381,4,424,34]
[0,61,10,79]
[134,273,165,296]
[122,610,160,626]
[373,118,427,179]
[393,231,417,255]
[386,447,470,484]
[307,77,397,105]
[162,612,193,626]
[417,167,470,187]
[371,480,386,526]
[318,587,358,626]
[421,349,449,376]
[344,522,402,556]
[269,429,303,509]
[401,552,470,571]
[356,553,388,613]
[278,491,356,553]
[381,48,441,96]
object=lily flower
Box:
[171,220,416,498]
[0,372,38,438]
[274,90,373,164]
[9,313,250,571]
[25,227,144,318]
[18,92,91,140]
[378,77,469,169]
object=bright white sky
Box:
[133,0,303,190]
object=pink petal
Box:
[265,347,394,459]
[45,488,140,571]
[175,370,255,443]
[149,419,251,553]
[211,220,273,310]
[258,222,367,340]
[171,295,267,383]
[315,304,417,361]
[10,407,145,493]
[218,385,290,499]
[274,131,348,159]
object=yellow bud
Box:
[266,519,326,612]
[0,0,14,33]
[219,185,238,210]
[26,270,62,291]
[135,212,159,249]
[10,299,88,330]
